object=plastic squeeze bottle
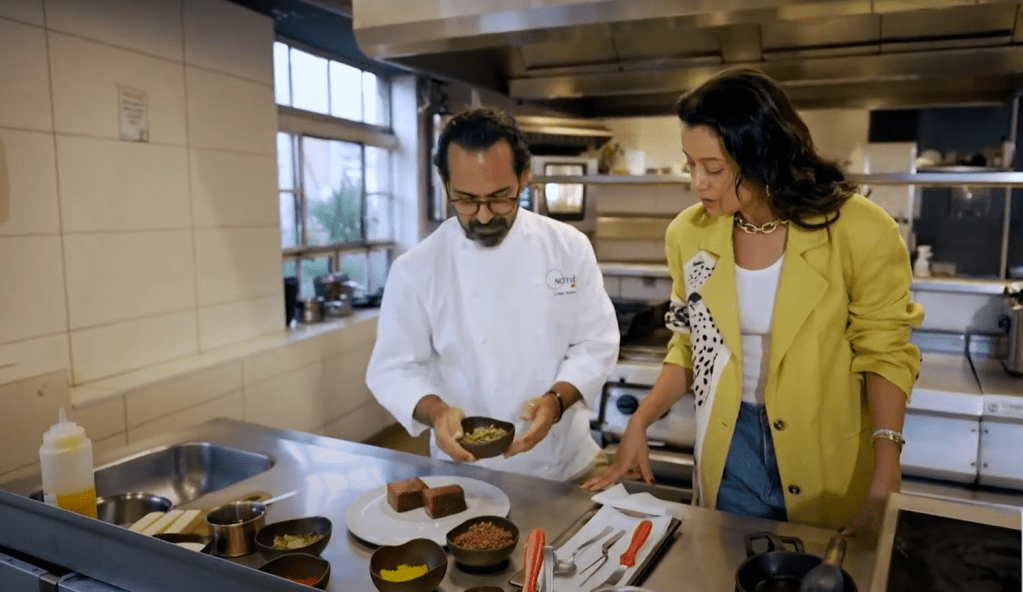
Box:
[39,408,98,518]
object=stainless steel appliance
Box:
[527,155,598,234]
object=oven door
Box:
[599,382,696,503]
[602,442,695,503]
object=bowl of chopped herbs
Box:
[458,417,515,460]
[254,516,331,561]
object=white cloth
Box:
[590,483,682,516]
[735,257,783,405]
[366,209,620,481]
[551,503,674,592]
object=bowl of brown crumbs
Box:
[445,515,519,569]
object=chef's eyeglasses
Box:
[449,197,518,216]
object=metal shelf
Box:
[851,171,1023,187]
[530,174,690,185]
[532,172,1023,187]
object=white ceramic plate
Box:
[345,475,511,546]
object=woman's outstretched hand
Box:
[579,422,653,491]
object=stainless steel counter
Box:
[1,418,880,592]
[599,262,671,278]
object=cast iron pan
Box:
[734,533,856,592]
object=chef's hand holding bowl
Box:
[413,395,474,461]
[504,393,559,458]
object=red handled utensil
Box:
[522,528,546,592]
[590,519,653,591]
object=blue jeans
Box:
[715,402,788,521]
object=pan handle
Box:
[744,532,804,557]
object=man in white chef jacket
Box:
[366,107,619,482]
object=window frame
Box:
[275,36,398,299]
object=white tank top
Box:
[736,256,783,406]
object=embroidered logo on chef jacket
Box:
[546,269,577,295]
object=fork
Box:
[578,528,625,584]
[589,519,653,592]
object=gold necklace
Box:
[734,213,788,235]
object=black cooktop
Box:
[612,299,672,364]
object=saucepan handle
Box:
[744,532,804,557]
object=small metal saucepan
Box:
[205,491,296,557]
[734,533,856,592]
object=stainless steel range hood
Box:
[352,0,1023,117]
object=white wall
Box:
[0,0,392,483]
[603,109,870,174]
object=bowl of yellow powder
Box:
[370,537,448,592]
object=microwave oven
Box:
[526,155,598,233]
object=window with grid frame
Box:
[274,39,396,301]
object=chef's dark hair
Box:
[675,67,855,229]
[433,107,531,182]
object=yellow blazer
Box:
[664,194,924,529]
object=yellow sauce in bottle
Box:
[56,487,98,518]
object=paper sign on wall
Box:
[118,86,149,142]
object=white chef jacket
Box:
[366,209,619,481]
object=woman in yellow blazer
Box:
[583,68,924,533]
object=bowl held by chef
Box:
[581,67,925,535]
[366,107,619,483]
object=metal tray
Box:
[508,504,682,589]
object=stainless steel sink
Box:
[32,441,274,507]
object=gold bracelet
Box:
[544,390,564,423]
[871,428,905,449]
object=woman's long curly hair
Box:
[676,67,856,229]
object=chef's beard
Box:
[461,216,513,248]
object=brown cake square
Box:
[423,484,467,519]
[386,477,427,512]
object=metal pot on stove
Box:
[735,533,856,592]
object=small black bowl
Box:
[458,417,515,459]
[255,516,332,560]
[370,538,448,592]
[446,515,519,569]
[258,553,330,589]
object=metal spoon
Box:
[554,525,614,576]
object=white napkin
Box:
[589,483,681,517]
[551,504,673,592]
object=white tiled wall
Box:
[0,18,52,131]
[0,129,60,236]
[0,1,394,482]
[48,32,188,143]
[197,295,282,351]
[63,231,197,329]
[56,137,192,232]
[190,149,278,227]
[603,116,682,173]
[44,0,186,62]
[185,66,276,154]
[183,0,273,86]
[0,236,68,343]
[0,0,45,26]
